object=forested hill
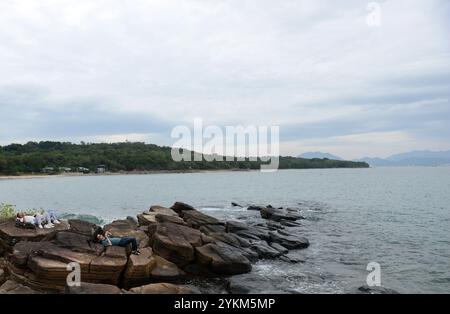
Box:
[0,141,369,175]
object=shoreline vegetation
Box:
[0,141,369,177]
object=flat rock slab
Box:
[0,219,70,246]
[269,231,310,250]
[181,210,222,228]
[0,280,40,294]
[170,202,196,214]
[65,282,122,294]
[260,207,303,222]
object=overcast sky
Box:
[0,0,449,159]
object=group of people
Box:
[15,210,141,255]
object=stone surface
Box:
[104,219,149,249]
[152,222,203,265]
[0,279,39,294]
[150,255,186,281]
[358,285,400,294]
[269,231,310,250]
[195,243,252,275]
[260,207,303,222]
[65,282,122,294]
[128,282,200,294]
[68,219,97,236]
[170,202,196,214]
[180,210,222,229]
[123,247,155,286]
[0,268,5,285]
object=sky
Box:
[0,0,449,159]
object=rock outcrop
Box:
[0,201,311,294]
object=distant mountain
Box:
[298,152,343,160]
[357,150,450,167]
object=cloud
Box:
[0,0,449,157]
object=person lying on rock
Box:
[16,210,60,229]
[95,230,141,255]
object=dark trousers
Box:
[118,237,138,251]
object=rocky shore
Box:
[0,202,310,294]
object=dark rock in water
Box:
[247,205,263,211]
[279,254,305,264]
[249,241,283,259]
[358,285,400,294]
[152,222,203,265]
[226,221,270,241]
[128,282,200,294]
[65,282,122,294]
[180,210,223,229]
[207,233,258,262]
[279,220,302,227]
[265,221,284,230]
[269,231,309,250]
[231,202,242,207]
[269,242,289,255]
[226,274,282,294]
[260,207,303,222]
[0,280,40,294]
[170,202,196,214]
[195,243,252,275]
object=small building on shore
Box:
[96,165,107,173]
[77,167,90,174]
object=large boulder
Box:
[65,282,122,294]
[226,221,270,241]
[128,282,199,294]
[269,231,309,249]
[123,247,155,286]
[195,243,252,275]
[68,219,97,236]
[170,202,196,214]
[180,210,223,229]
[149,205,178,216]
[137,206,180,227]
[54,231,104,254]
[104,219,149,249]
[152,222,203,265]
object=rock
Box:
[123,247,155,286]
[226,273,282,294]
[265,221,284,230]
[129,282,199,294]
[0,280,39,294]
[137,212,157,226]
[149,205,178,216]
[150,255,186,281]
[152,222,203,265]
[278,254,305,264]
[199,224,226,235]
[180,210,223,229]
[195,243,252,275]
[0,269,5,285]
[88,246,128,285]
[54,231,104,254]
[207,232,258,262]
[104,219,149,249]
[170,202,196,214]
[269,231,309,250]
[65,282,122,294]
[0,219,70,247]
[155,214,186,225]
[269,242,289,255]
[249,241,283,259]
[358,285,400,294]
[226,221,270,241]
[68,219,97,236]
[260,207,303,222]
[279,220,302,227]
[231,202,242,207]
[247,206,263,211]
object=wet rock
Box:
[269,231,309,250]
[227,274,281,294]
[152,222,203,265]
[195,243,252,275]
[170,202,196,214]
[358,285,400,294]
[260,207,303,222]
[226,221,270,241]
[269,242,289,255]
[265,221,284,230]
[279,220,302,227]
[65,282,122,294]
[180,210,223,229]
[249,241,283,259]
[279,254,305,264]
[0,280,40,294]
[128,282,200,294]
[104,219,149,249]
[207,232,258,262]
[247,206,263,211]
[231,202,242,207]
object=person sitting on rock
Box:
[95,230,141,255]
[16,210,60,229]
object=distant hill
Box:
[298,152,343,160]
[0,141,369,175]
[357,150,450,167]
